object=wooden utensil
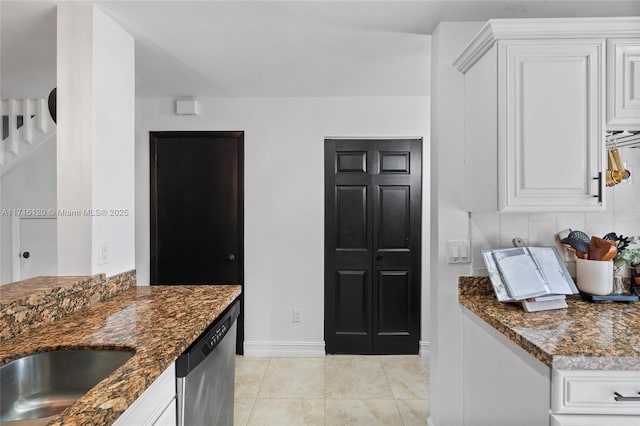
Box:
[588,236,617,261]
[575,250,589,259]
[600,244,618,261]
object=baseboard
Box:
[419,340,430,357]
[243,340,430,359]
[243,340,326,357]
[419,340,430,370]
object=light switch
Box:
[447,240,471,264]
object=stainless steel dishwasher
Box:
[175,300,239,426]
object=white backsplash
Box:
[470,146,640,275]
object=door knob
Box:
[376,254,383,261]
[22,252,30,259]
[226,254,237,262]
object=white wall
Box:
[0,139,57,284]
[56,4,135,276]
[429,21,483,426]
[136,96,430,355]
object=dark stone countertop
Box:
[459,276,640,370]
[0,284,242,425]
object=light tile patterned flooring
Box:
[234,355,429,425]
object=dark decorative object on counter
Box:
[580,292,638,303]
[631,263,640,296]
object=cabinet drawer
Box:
[552,370,640,415]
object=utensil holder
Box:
[576,258,613,295]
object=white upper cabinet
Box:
[607,38,640,130]
[454,18,640,212]
[500,39,604,211]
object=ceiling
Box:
[2,1,639,99]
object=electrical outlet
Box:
[293,309,302,323]
[98,243,110,265]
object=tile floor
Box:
[234,355,429,425]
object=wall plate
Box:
[448,240,471,264]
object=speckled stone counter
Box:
[459,276,640,371]
[0,284,242,425]
[0,271,136,342]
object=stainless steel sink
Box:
[0,349,134,424]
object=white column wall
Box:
[56,4,135,276]
[429,22,483,426]
[91,7,135,276]
[56,3,93,275]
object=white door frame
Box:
[11,216,20,282]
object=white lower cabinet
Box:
[462,308,551,426]
[113,362,176,426]
[462,308,640,425]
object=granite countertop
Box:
[459,276,640,371]
[0,276,94,306]
[0,272,137,342]
[0,284,242,425]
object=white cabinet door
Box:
[498,39,605,212]
[154,398,176,426]
[463,39,606,212]
[113,363,176,426]
[607,38,640,130]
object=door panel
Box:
[378,186,410,250]
[325,139,421,355]
[336,186,368,249]
[335,270,368,334]
[380,152,410,173]
[377,270,410,334]
[150,131,244,354]
[337,152,367,173]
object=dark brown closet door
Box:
[325,139,421,354]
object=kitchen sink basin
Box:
[0,349,134,424]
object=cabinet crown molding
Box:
[454,17,640,73]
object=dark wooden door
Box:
[325,139,421,354]
[150,131,244,354]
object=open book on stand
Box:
[482,247,578,312]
